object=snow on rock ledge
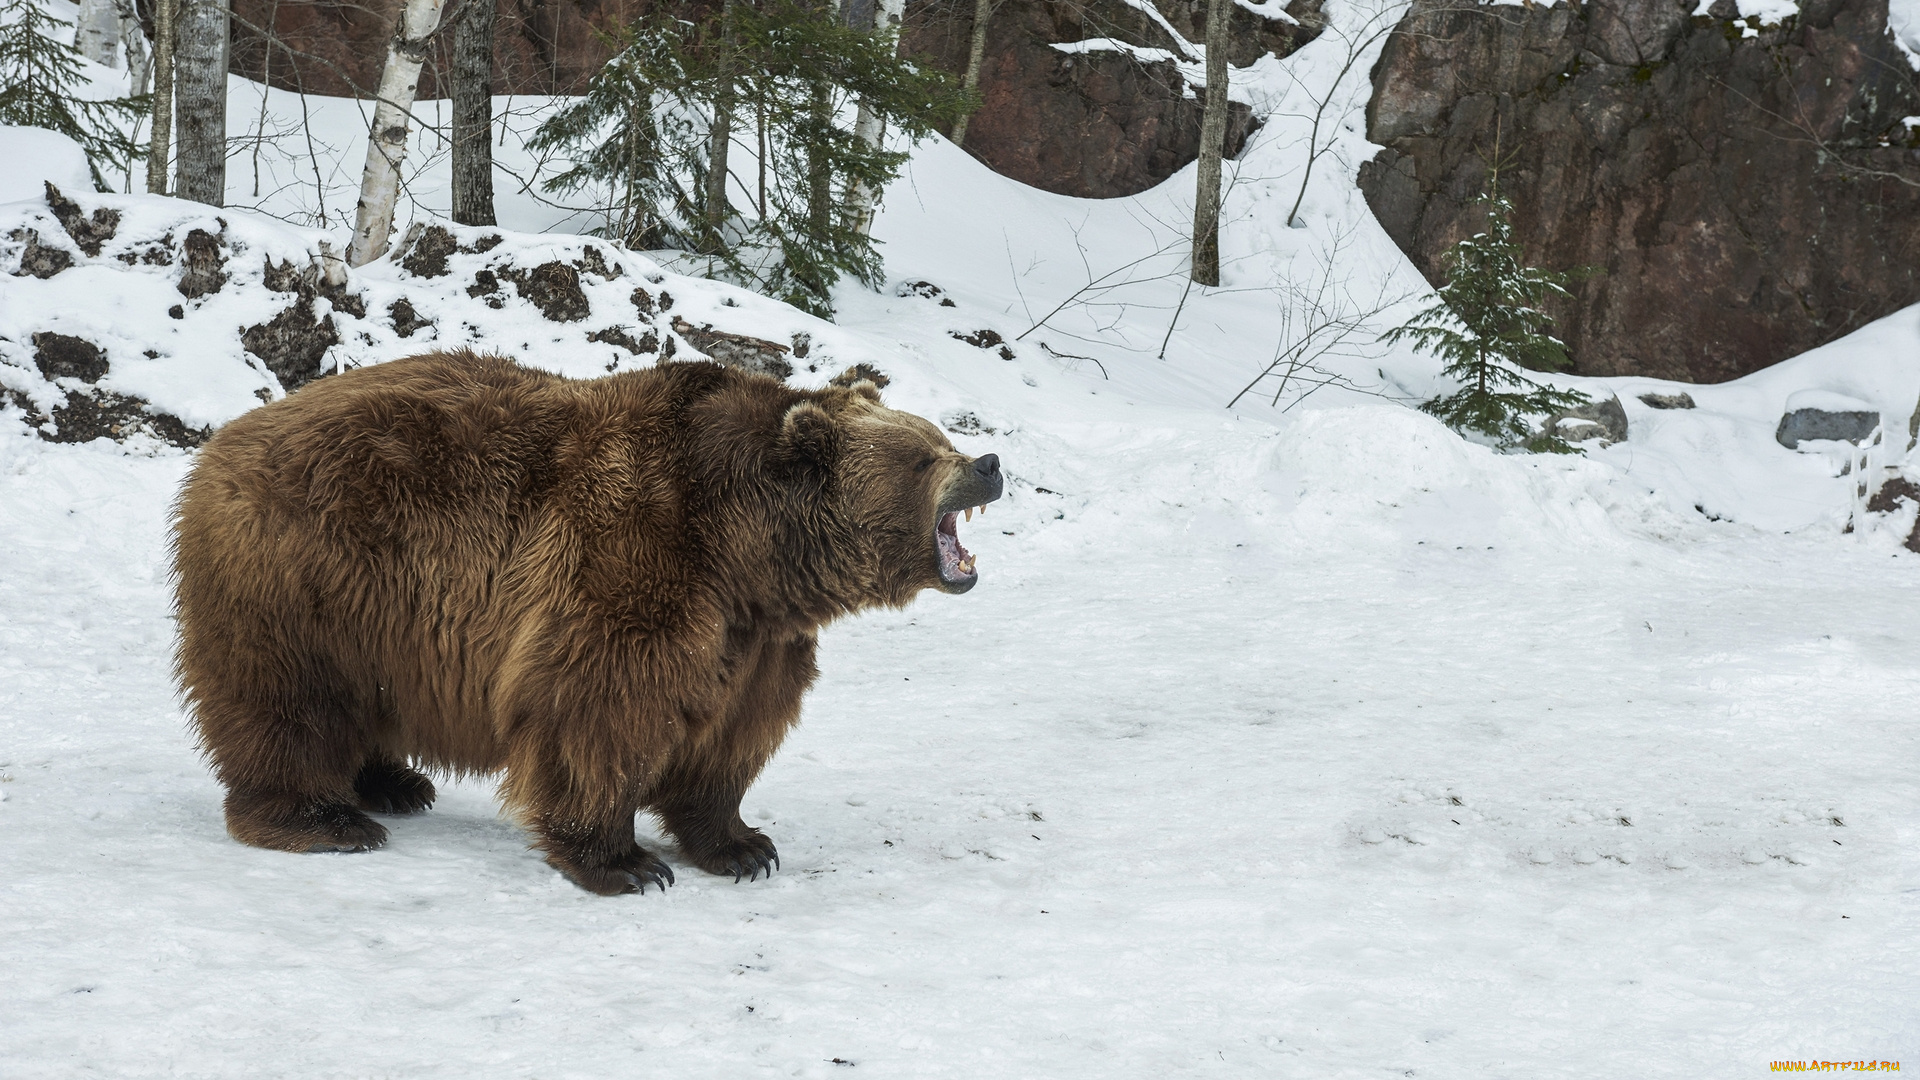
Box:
[0,186,838,450]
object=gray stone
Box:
[670,317,793,380]
[1775,408,1880,448]
[177,228,228,299]
[31,332,108,382]
[1638,392,1695,409]
[9,227,72,278]
[1550,393,1629,444]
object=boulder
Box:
[31,332,108,382]
[1775,408,1880,448]
[1549,393,1629,445]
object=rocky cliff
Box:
[208,0,1314,199]
[902,0,1318,196]
[1357,0,1920,382]
[223,0,649,99]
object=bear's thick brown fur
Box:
[171,351,1002,894]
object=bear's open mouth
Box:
[936,511,976,585]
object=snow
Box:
[1898,0,1920,72]
[4,0,1920,1074]
[0,126,92,204]
[1691,0,1802,24]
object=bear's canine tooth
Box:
[965,507,973,521]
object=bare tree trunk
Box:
[948,0,992,147]
[347,0,449,267]
[76,0,120,67]
[702,0,737,252]
[117,0,150,90]
[846,0,903,236]
[146,0,175,194]
[1189,0,1228,286]
[173,0,230,206]
[450,0,496,226]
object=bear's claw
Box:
[552,845,676,896]
[701,832,779,883]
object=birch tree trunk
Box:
[146,0,175,194]
[702,0,737,252]
[846,0,903,236]
[948,0,992,147]
[347,0,448,267]
[173,0,229,206]
[450,0,496,226]
[1189,0,1228,286]
[116,0,150,91]
[76,0,119,67]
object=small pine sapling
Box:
[529,0,971,318]
[0,0,146,189]
[1385,169,1590,452]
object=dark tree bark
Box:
[1189,0,1228,286]
[450,0,497,226]
[702,0,736,252]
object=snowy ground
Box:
[5,392,1920,1078]
[6,0,1920,1073]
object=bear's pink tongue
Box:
[937,512,975,579]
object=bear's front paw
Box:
[550,845,677,896]
[693,831,780,883]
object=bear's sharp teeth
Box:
[965,507,973,522]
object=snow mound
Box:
[1261,405,1688,553]
[0,126,91,205]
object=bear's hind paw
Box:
[353,759,437,815]
[226,793,389,853]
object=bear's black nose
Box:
[972,454,1003,502]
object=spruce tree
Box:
[0,0,145,190]
[529,0,972,317]
[1385,174,1590,453]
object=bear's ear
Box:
[779,400,839,468]
[828,364,891,392]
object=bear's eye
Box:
[914,456,935,473]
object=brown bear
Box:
[170,350,1003,894]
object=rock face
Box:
[902,0,1318,197]
[216,0,1312,200]
[1357,0,1920,383]
[226,0,651,98]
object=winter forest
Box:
[2,0,1918,1071]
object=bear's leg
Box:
[196,662,389,854]
[654,773,779,883]
[654,633,815,882]
[353,756,437,815]
[536,807,676,896]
